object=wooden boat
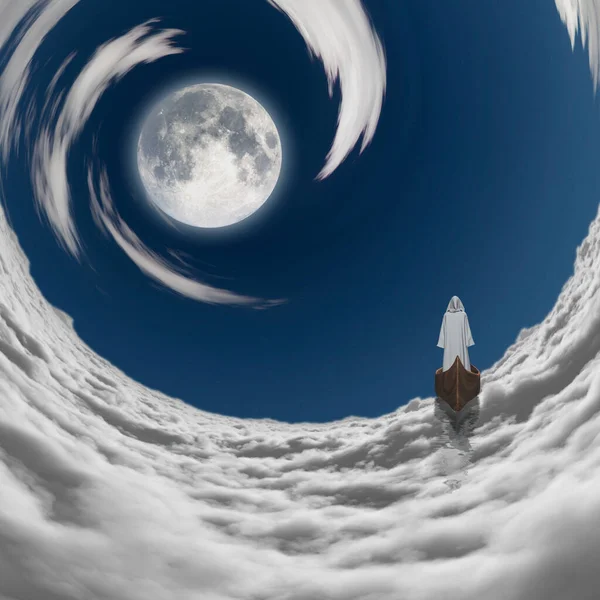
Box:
[435,355,480,412]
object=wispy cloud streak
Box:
[87,162,284,307]
[31,20,185,257]
[269,0,387,179]
[556,0,600,89]
[0,0,386,306]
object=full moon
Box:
[136,83,282,228]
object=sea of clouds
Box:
[0,1,600,598]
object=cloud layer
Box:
[0,1,599,599]
[2,195,600,598]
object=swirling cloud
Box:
[269,0,387,179]
[0,0,80,159]
[31,19,284,307]
[1,2,600,599]
[31,20,185,257]
[556,0,600,89]
[0,0,386,306]
[87,161,284,307]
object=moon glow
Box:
[137,83,283,228]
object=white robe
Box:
[437,296,475,372]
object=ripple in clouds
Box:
[0,2,599,599]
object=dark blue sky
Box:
[5,0,600,422]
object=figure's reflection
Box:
[433,397,480,491]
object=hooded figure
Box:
[437,296,475,372]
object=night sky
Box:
[5,0,600,422]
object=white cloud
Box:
[0,1,599,599]
[0,0,386,306]
[268,0,387,179]
[556,0,600,89]
[0,0,80,159]
[1,196,600,598]
[31,19,186,257]
[87,162,284,307]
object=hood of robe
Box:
[446,296,464,312]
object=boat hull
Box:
[435,356,480,412]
